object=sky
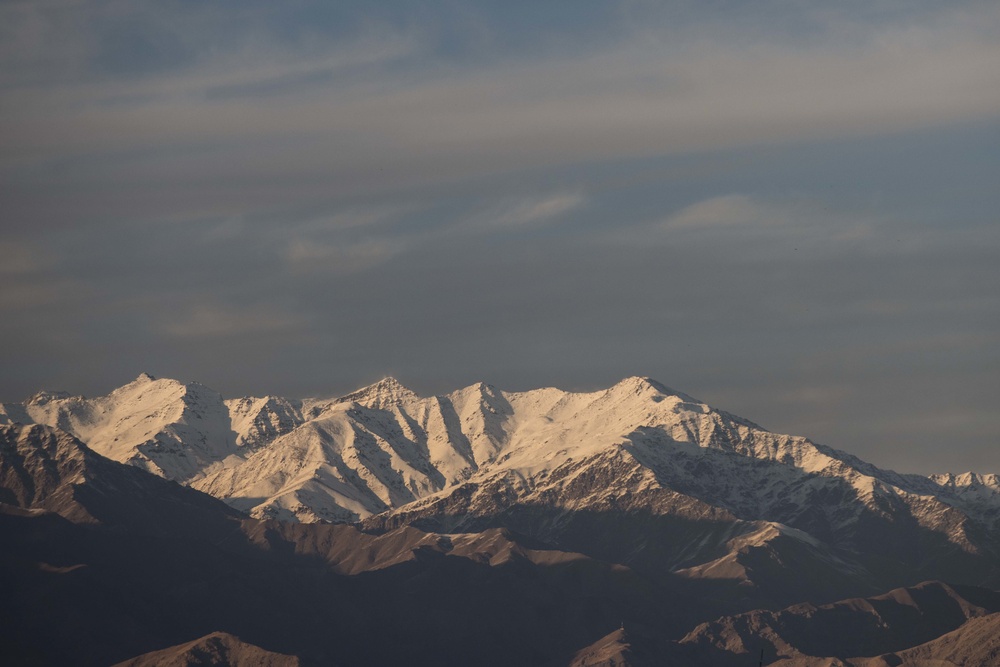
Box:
[1,0,998,474]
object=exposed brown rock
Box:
[113,632,300,667]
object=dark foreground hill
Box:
[0,423,684,666]
[2,411,998,665]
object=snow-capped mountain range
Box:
[3,373,1000,665]
[3,373,998,597]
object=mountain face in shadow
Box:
[0,423,688,666]
[2,372,999,666]
[7,375,998,609]
[565,582,1000,667]
[882,612,1000,667]
[111,632,301,667]
[677,580,1000,663]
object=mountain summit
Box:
[3,375,999,600]
[2,375,999,666]
[334,376,419,409]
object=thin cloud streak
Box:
[161,302,308,339]
[284,238,404,273]
[665,195,785,229]
[5,8,999,179]
[4,6,999,243]
[472,191,587,230]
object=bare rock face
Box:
[888,611,1000,667]
[1,420,677,666]
[0,422,243,530]
[0,422,96,523]
[678,581,1000,663]
[6,375,1000,608]
[569,628,659,667]
[2,391,1000,666]
[112,632,300,667]
[4,375,1000,666]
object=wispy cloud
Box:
[664,195,787,229]
[161,302,307,339]
[5,4,998,201]
[656,193,880,249]
[284,238,403,273]
[474,191,587,230]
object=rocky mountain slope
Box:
[566,582,1000,667]
[569,628,654,667]
[880,611,1000,667]
[0,421,243,529]
[2,386,999,666]
[111,632,301,667]
[1,422,684,666]
[678,580,1000,663]
[4,375,999,608]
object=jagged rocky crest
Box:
[2,375,999,666]
[4,374,999,602]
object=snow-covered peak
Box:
[104,372,158,394]
[26,390,75,406]
[336,376,418,409]
[446,380,505,405]
[368,376,414,395]
[931,472,1000,490]
[225,395,304,449]
[15,375,239,482]
[607,375,697,403]
[929,472,1000,511]
[11,374,1000,551]
[105,373,183,402]
[927,472,1000,532]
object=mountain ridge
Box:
[2,376,999,666]
[3,375,998,602]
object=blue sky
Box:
[1,0,998,473]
